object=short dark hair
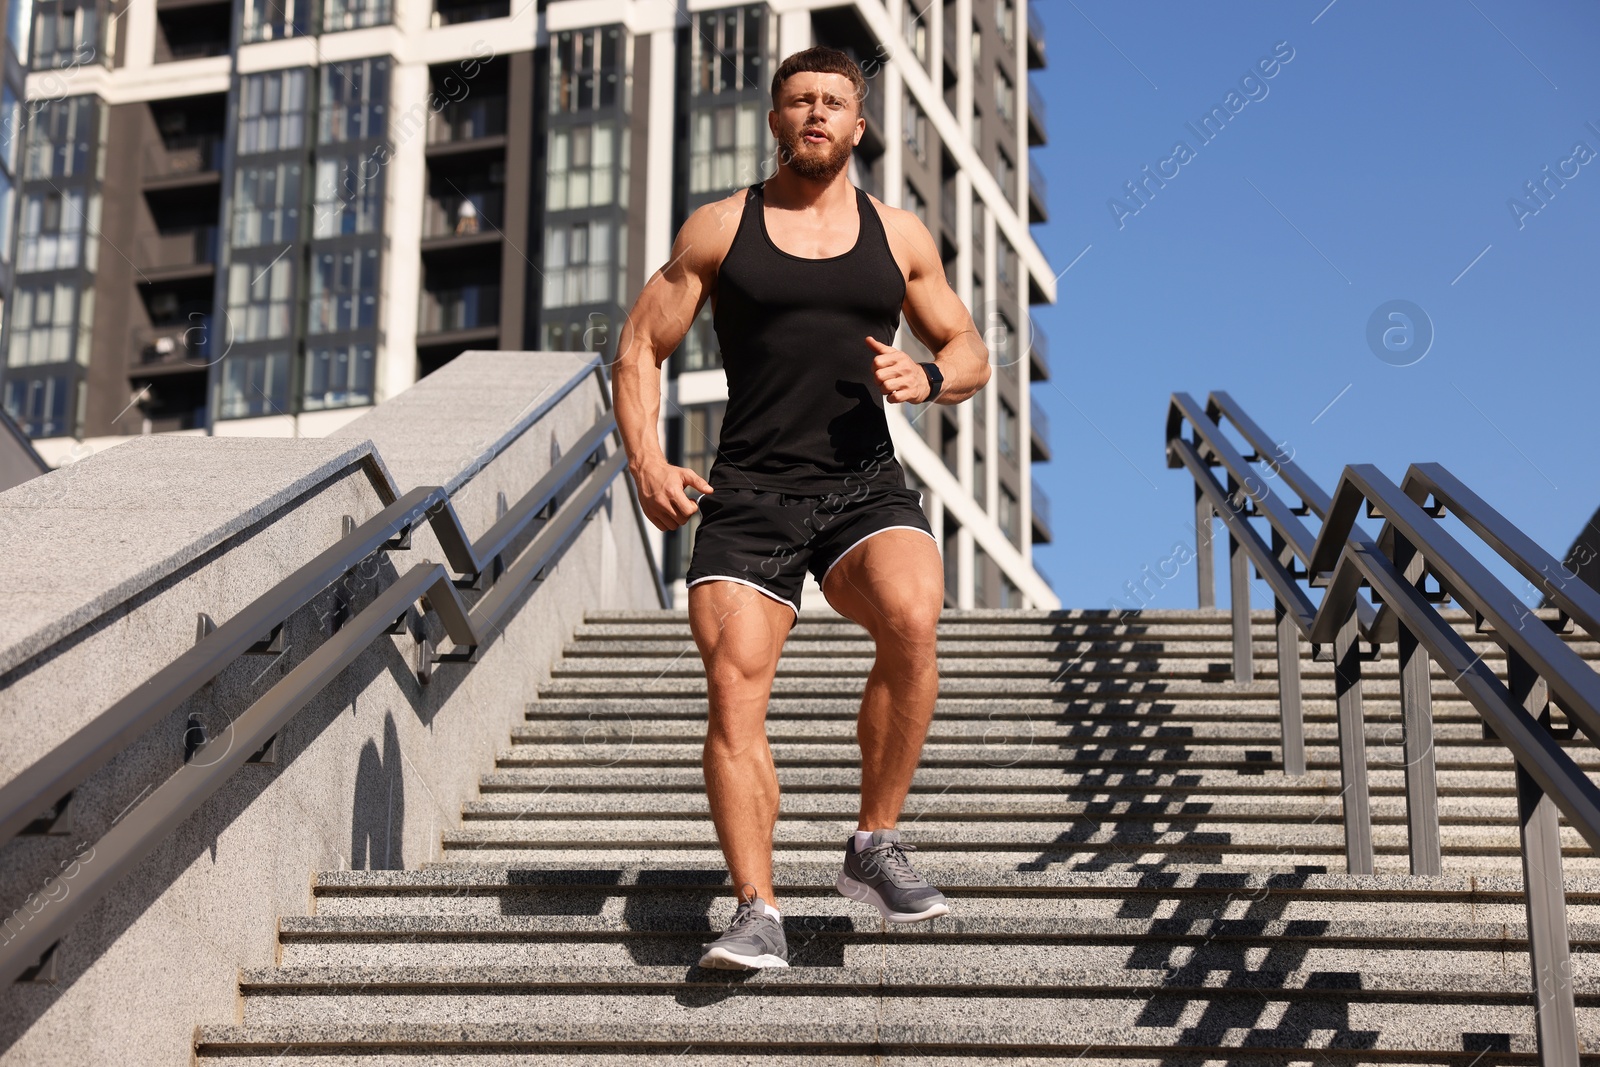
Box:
[770,46,866,113]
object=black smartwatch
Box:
[917,361,944,402]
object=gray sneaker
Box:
[836,829,950,923]
[697,896,790,970]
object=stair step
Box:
[490,740,1600,771]
[475,765,1547,795]
[192,1019,1561,1061]
[532,677,1558,700]
[525,696,1538,720]
[456,794,1531,821]
[507,718,1575,746]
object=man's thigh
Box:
[688,578,796,735]
[818,527,944,639]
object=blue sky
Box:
[1025,0,1599,612]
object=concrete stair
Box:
[194,609,1600,1063]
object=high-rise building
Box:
[0,0,1056,608]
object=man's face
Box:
[771,71,864,182]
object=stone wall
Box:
[0,352,662,1066]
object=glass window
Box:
[547,122,617,211]
[903,97,928,164]
[231,162,302,248]
[0,170,14,267]
[217,350,291,419]
[16,188,85,272]
[999,486,1018,543]
[995,148,1014,203]
[303,342,375,410]
[322,0,391,33]
[2,372,71,437]
[238,70,308,155]
[22,96,95,180]
[997,235,1015,291]
[8,281,80,366]
[31,0,96,69]
[306,246,380,334]
[689,102,763,194]
[1,85,21,175]
[690,6,764,97]
[997,398,1016,459]
[551,26,623,113]
[313,154,381,236]
[226,257,295,342]
[242,0,311,43]
[995,68,1014,124]
[997,0,1016,45]
[542,219,612,308]
[7,0,34,66]
[905,0,928,66]
[319,58,389,143]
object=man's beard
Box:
[776,124,852,182]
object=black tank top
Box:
[706,180,910,494]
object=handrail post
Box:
[1393,532,1441,876]
[1194,484,1215,609]
[1274,597,1305,776]
[1272,524,1305,777]
[1508,649,1579,1065]
[1227,473,1253,681]
[1332,604,1374,874]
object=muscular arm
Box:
[871,204,992,406]
[613,198,739,529]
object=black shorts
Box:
[685,482,938,620]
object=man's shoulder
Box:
[680,188,752,267]
[863,192,935,277]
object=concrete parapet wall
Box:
[0,352,662,1066]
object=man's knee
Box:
[859,579,942,648]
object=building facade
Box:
[0,0,1056,609]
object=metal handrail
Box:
[1168,393,1600,1063]
[1394,462,1600,641]
[1165,392,1379,779]
[0,360,636,986]
[1308,463,1597,1063]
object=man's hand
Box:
[866,336,931,404]
[632,459,714,531]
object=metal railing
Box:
[1027,80,1046,139]
[0,360,641,986]
[1029,395,1049,454]
[1167,391,1600,1064]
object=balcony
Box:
[430,0,508,25]
[155,0,231,61]
[131,319,215,374]
[1031,477,1051,544]
[422,191,502,244]
[142,135,223,187]
[1029,395,1050,462]
[1027,0,1045,69]
[1027,80,1046,146]
[134,226,219,279]
[1028,158,1048,224]
[419,284,501,337]
[427,95,508,148]
[1028,315,1049,382]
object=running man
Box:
[613,46,992,970]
